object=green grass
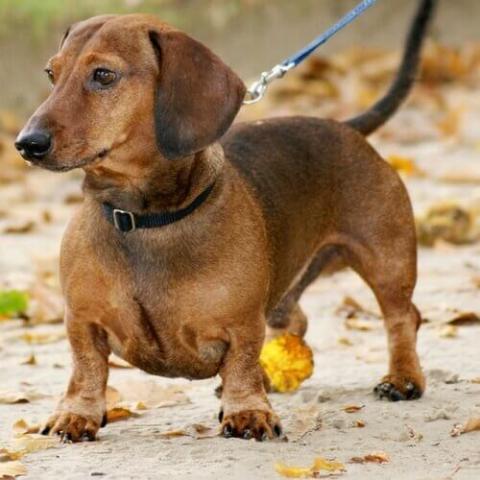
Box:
[0,0,247,39]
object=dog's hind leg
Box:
[340,235,425,401]
[266,246,344,340]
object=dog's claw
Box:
[374,380,422,401]
[220,409,283,442]
[101,414,108,428]
[218,409,224,423]
[40,425,51,436]
[222,424,234,438]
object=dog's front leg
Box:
[219,316,283,441]
[41,310,110,442]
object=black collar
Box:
[102,183,215,233]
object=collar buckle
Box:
[113,208,136,232]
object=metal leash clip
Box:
[243,62,294,105]
[243,0,377,105]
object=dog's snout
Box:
[15,130,52,160]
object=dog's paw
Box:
[374,374,424,401]
[41,411,106,443]
[220,409,284,441]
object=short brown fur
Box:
[17,10,431,442]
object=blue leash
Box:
[244,0,378,104]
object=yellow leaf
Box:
[275,457,345,478]
[438,325,458,339]
[0,448,23,461]
[386,154,423,176]
[0,388,48,404]
[354,420,366,428]
[106,407,137,423]
[18,331,65,345]
[12,419,40,436]
[0,460,27,478]
[260,334,313,393]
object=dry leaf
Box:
[0,460,27,478]
[416,202,475,247]
[0,448,23,461]
[354,420,365,428]
[18,331,65,345]
[342,404,364,414]
[447,312,480,326]
[12,434,58,454]
[470,378,480,384]
[386,154,423,176]
[336,296,379,321]
[275,457,345,478]
[344,318,374,332]
[12,419,40,436]
[337,337,353,347]
[20,355,36,366]
[2,221,36,235]
[159,424,217,439]
[450,418,480,436]
[0,388,48,404]
[438,325,458,339]
[351,452,390,464]
[106,406,138,423]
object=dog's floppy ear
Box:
[148,29,246,159]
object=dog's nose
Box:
[15,131,52,160]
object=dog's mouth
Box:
[31,148,110,172]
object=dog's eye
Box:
[93,68,117,87]
[44,68,55,85]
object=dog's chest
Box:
[105,284,230,380]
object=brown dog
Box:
[15,0,436,442]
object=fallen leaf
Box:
[344,318,374,332]
[0,291,28,318]
[416,202,475,247]
[337,337,353,347]
[342,404,364,414]
[0,448,23,461]
[159,424,217,439]
[447,312,480,326]
[12,419,40,436]
[0,460,27,478]
[12,434,58,454]
[275,457,345,478]
[386,154,423,176]
[0,388,48,404]
[18,331,65,345]
[470,378,480,384]
[350,452,390,464]
[2,221,36,235]
[438,325,458,339]
[450,418,480,436]
[20,355,36,366]
[354,420,365,428]
[106,406,138,423]
[335,296,379,321]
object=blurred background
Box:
[0,0,479,116]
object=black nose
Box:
[15,131,52,160]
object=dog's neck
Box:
[82,144,224,213]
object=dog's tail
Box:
[346,0,437,136]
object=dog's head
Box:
[15,14,246,171]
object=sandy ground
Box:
[1,50,480,479]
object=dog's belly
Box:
[106,320,228,380]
